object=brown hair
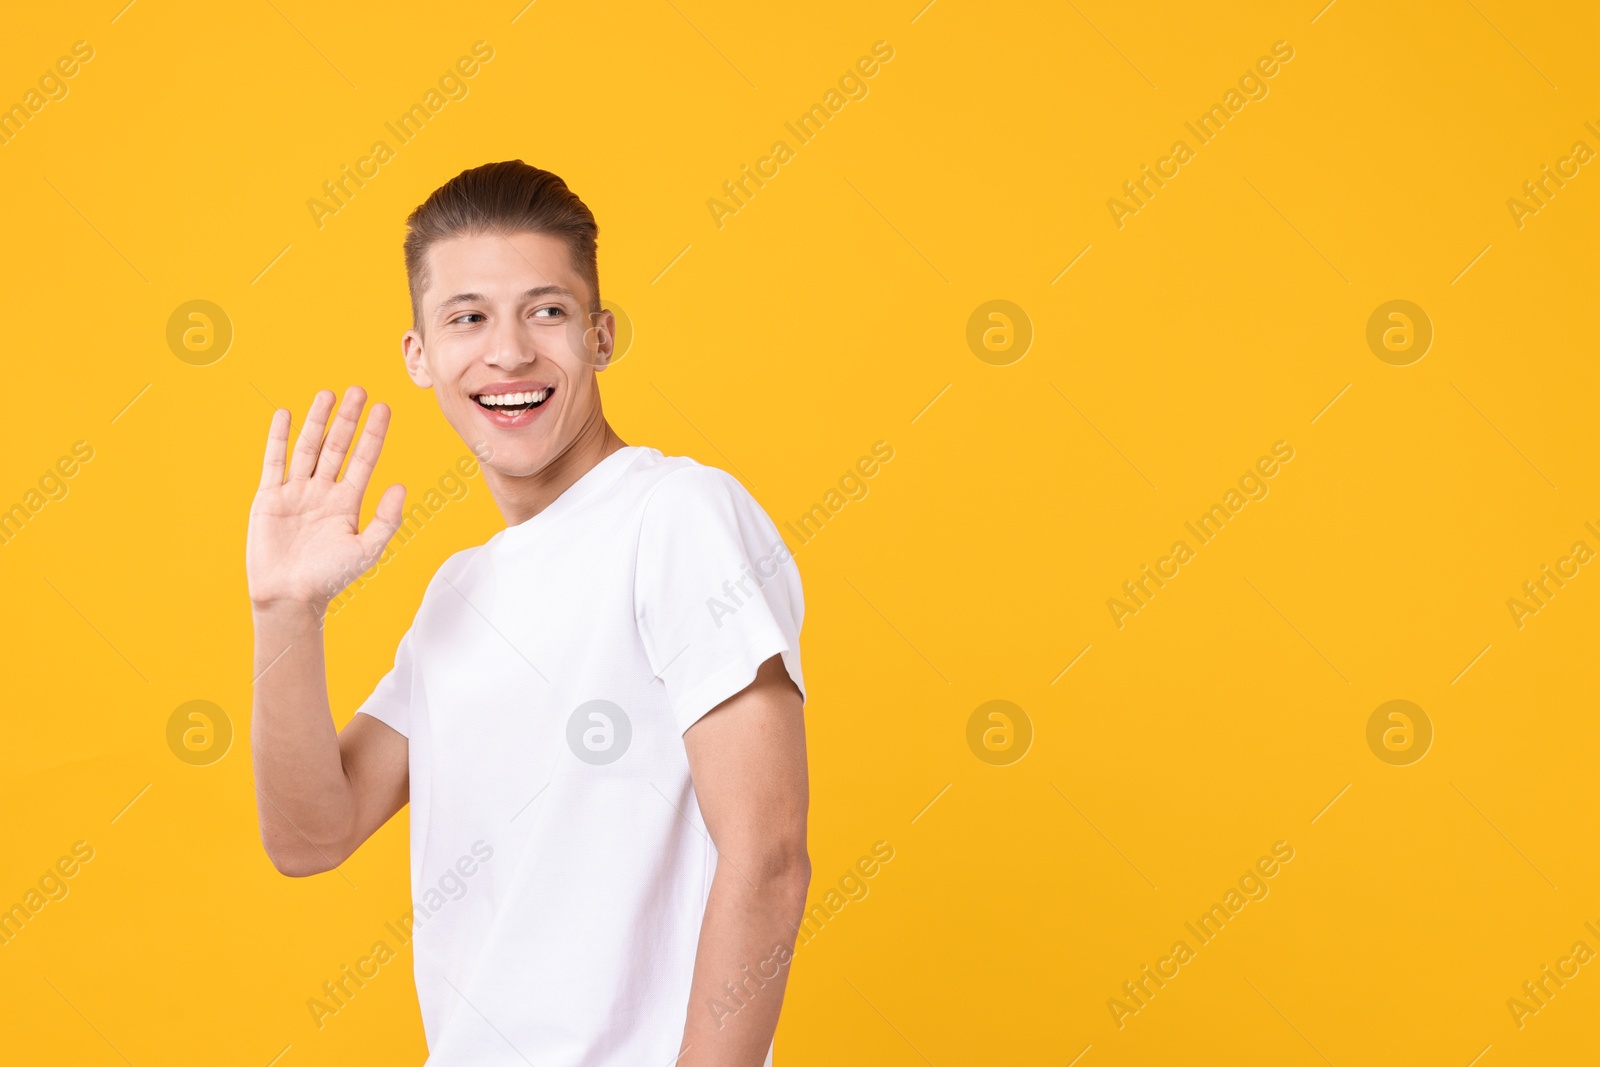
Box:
[403,160,601,329]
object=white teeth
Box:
[476,389,551,407]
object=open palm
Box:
[247,387,407,612]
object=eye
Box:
[532,306,565,320]
[452,312,486,325]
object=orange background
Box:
[1,1,1597,1063]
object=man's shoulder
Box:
[414,542,487,597]
[631,454,762,527]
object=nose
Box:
[483,312,536,373]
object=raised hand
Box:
[246,387,406,614]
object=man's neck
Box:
[486,417,629,528]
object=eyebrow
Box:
[434,285,576,316]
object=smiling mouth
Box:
[473,387,554,415]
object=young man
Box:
[247,160,810,1066]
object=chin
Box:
[478,443,555,478]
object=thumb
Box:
[359,483,407,560]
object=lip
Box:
[469,381,556,429]
[472,380,555,397]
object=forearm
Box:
[678,856,810,1066]
[250,603,354,872]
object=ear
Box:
[401,328,433,387]
[585,308,617,371]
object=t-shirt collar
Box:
[493,445,646,544]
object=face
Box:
[401,231,614,478]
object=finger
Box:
[287,390,337,480]
[259,408,290,490]
[358,483,407,562]
[341,401,392,499]
[316,385,367,481]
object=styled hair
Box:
[403,160,600,328]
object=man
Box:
[247,160,810,1066]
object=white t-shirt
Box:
[355,445,805,1066]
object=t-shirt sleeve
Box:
[353,621,417,738]
[634,466,806,735]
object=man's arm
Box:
[677,653,811,1066]
[247,387,411,876]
